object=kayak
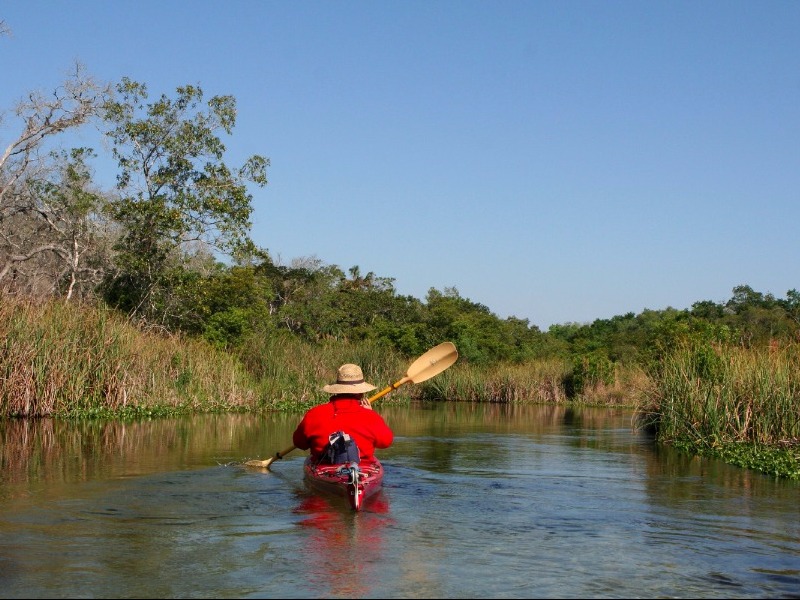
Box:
[302,456,384,511]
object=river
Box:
[1,403,798,598]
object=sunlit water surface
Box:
[1,404,798,599]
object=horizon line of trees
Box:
[2,66,798,377]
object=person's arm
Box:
[292,416,310,450]
[371,414,394,449]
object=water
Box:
[1,403,798,598]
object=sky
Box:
[2,1,798,330]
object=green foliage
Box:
[643,341,800,452]
[421,287,547,365]
[203,308,252,349]
[100,78,269,322]
[419,360,570,403]
[7,73,800,479]
[571,350,615,394]
[688,342,726,384]
[0,299,260,418]
[672,440,800,480]
[6,73,798,379]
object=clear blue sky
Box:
[2,1,798,329]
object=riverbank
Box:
[0,298,797,478]
[637,341,800,479]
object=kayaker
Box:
[292,363,394,464]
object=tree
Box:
[726,284,766,313]
[422,287,529,364]
[0,148,112,300]
[100,78,269,324]
[691,299,724,320]
[0,65,109,297]
[783,289,800,327]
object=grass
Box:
[0,298,259,418]
[1,298,798,478]
[639,341,800,479]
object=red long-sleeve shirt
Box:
[292,395,394,462]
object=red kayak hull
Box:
[302,457,384,511]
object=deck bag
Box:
[325,431,360,465]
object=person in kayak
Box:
[292,363,394,464]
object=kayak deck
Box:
[303,457,384,511]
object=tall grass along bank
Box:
[0,299,433,418]
[0,299,260,418]
[640,342,800,479]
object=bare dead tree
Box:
[0,148,117,301]
[1,63,107,200]
[0,64,113,300]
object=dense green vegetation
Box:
[639,340,800,478]
[1,70,797,478]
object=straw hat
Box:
[322,363,377,394]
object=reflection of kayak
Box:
[302,456,384,511]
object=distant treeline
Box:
[1,69,797,382]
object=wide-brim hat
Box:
[322,363,377,394]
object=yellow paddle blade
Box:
[244,444,296,468]
[406,341,458,383]
[367,341,458,404]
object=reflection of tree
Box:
[1,405,650,493]
[379,403,645,470]
[382,401,701,528]
[639,441,798,516]
[0,413,298,491]
[293,490,391,597]
[384,402,571,437]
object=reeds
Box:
[642,341,800,448]
[420,359,571,403]
[234,333,410,411]
[0,298,260,417]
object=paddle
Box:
[244,341,458,468]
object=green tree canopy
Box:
[100,78,269,323]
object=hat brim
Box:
[322,382,377,394]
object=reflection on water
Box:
[1,403,798,599]
[294,490,392,598]
[0,412,300,491]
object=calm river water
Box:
[1,403,798,599]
